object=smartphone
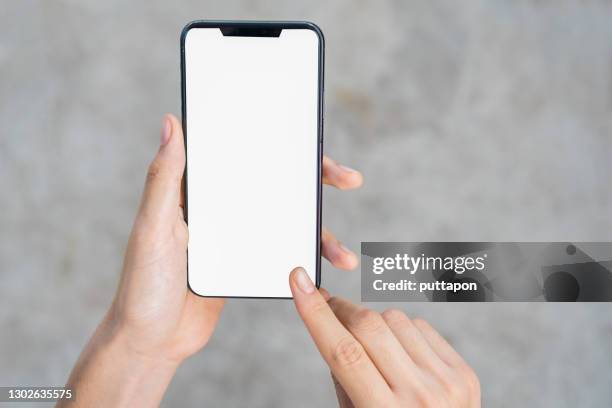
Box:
[181,21,324,298]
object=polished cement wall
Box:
[2,1,612,406]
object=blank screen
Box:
[184,26,321,297]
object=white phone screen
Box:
[183,24,322,298]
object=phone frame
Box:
[180,20,324,299]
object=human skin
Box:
[58,114,363,407]
[289,268,481,407]
[59,114,479,407]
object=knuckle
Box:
[410,374,454,408]
[382,308,410,327]
[460,364,481,395]
[415,388,447,408]
[332,337,365,368]
[412,317,428,327]
[146,160,163,182]
[146,159,181,185]
[413,318,432,331]
[307,298,330,318]
[350,309,385,334]
[327,296,341,308]
[441,374,468,403]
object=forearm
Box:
[58,315,179,407]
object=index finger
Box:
[289,268,393,407]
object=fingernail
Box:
[294,267,315,294]
[338,164,357,173]
[161,116,172,146]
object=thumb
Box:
[137,114,185,228]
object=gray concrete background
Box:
[2,0,612,406]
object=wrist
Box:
[104,331,179,407]
[99,310,183,372]
[101,318,180,377]
[62,313,180,407]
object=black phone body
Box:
[180,21,324,298]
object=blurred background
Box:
[2,0,612,406]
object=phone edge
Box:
[181,20,325,299]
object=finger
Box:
[322,228,359,270]
[412,319,481,403]
[319,287,331,301]
[322,156,363,190]
[382,310,452,381]
[329,298,421,389]
[412,318,468,369]
[289,267,393,407]
[137,114,185,229]
[331,373,355,408]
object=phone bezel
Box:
[180,20,324,299]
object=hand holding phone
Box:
[62,20,363,405]
[62,112,362,406]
